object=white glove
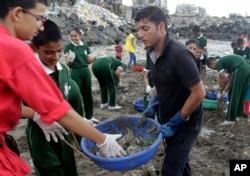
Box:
[33,112,68,143]
[145,85,152,94]
[213,85,220,91]
[217,92,222,99]
[222,91,228,97]
[97,134,127,157]
[68,50,75,62]
[118,82,123,88]
[84,118,100,126]
[84,118,94,126]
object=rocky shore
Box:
[46,0,250,46]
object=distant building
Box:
[132,0,167,10]
[156,0,168,10]
[175,4,206,17]
[131,0,168,19]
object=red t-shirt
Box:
[0,25,70,133]
[115,44,123,58]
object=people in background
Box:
[92,56,125,110]
[125,28,137,71]
[194,45,207,82]
[239,31,250,46]
[233,37,250,63]
[64,27,98,124]
[185,39,198,56]
[207,55,250,121]
[192,25,208,55]
[114,38,123,60]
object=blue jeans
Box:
[127,52,136,70]
[161,128,200,176]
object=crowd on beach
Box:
[2,1,250,176]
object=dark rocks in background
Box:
[85,30,98,44]
[47,1,250,46]
[168,16,250,42]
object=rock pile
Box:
[46,0,250,46]
[46,0,134,45]
[168,15,250,42]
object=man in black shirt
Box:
[135,6,205,176]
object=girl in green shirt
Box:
[64,27,97,122]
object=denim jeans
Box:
[161,128,200,176]
[127,52,136,70]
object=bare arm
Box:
[224,73,232,93]
[57,109,105,144]
[21,105,35,120]
[131,38,136,49]
[218,72,229,94]
[180,81,205,118]
[87,55,96,64]
[204,47,208,55]
[144,71,150,87]
[115,67,122,82]
[200,66,206,82]
[21,106,106,144]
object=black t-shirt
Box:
[147,33,203,129]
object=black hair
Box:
[237,37,244,45]
[134,6,168,31]
[192,25,201,33]
[207,57,217,67]
[240,31,247,35]
[231,41,238,48]
[185,39,198,46]
[32,20,62,48]
[196,44,204,50]
[69,27,84,35]
[114,38,120,44]
[131,28,137,33]
[0,0,48,19]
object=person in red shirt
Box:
[0,1,126,175]
[114,38,123,60]
[240,31,249,46]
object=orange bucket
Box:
[133,65,144,72]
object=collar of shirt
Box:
[71,40,84,46]
[200,54,204,60]
[35,53,62,74]
[149,51,157,64]
[147,32,171,64]
[197,33,204,39]
[237,46,246,51]
[218,69,225,75]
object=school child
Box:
[114,39,123,60]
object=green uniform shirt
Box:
[26,62,81,176]
[64,41,90,68]
[92,56,125,106]
[93,56,125,70]
[233,46,250,61]
[216,54,248,73]
[50,63,83,115]
[196,34,207,48]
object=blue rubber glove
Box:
[159,112,187,138]
[143,95,159,118]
